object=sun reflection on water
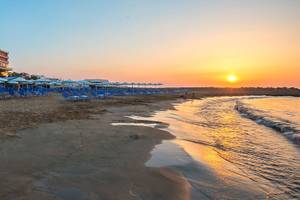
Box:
[146,97,300,199]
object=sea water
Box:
[136,96,300,199]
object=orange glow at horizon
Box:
[16,6,300,88]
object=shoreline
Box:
[141,97,300,199]
[0,94,190,200]
[1,94,298,199]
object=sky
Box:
[1,0,300,87]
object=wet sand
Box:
[0,93,281,199]
[0,94,190,200]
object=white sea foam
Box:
[142,97,300,199]
[235,97,300,144]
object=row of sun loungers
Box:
[0,86,187,101]
[0,87,53,99]
[61,88,187,101]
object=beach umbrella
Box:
[48,80,61,85]
[52,80,62,85]
[7,80,19,84]
[76,80,91,88]
[60,80,77,88]
[27,80,35,84]
[34,78,52,87]
[86,80,98,84]
[62,79,75,84]
[102,82,110,86]
[77,80,90,85]
[116,82,122,86]
[147,83,151,87]
[152,83,160,88]
[0,77,7,82]
[109,82,119,86]
[87,79,109,85]
[10,77,27,83]
[35,78,51,83]
[66,79,74,83]
[94,82,104,87]
[129,82,135,88]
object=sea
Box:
[127,96,300,199]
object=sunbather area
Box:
[0,77,187,100]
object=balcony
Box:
[0,66,12,71]
[0,60,9,65]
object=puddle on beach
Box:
[111,122,159,129]
[145,140,193,167]
[146,139,266,199]
[111,115,169,129]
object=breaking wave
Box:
[235,100,300,144]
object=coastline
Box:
[141,97,300,199]
[128,98,269,199]
[1,94,296,199]
[0,94,190,200]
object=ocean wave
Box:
[235,101,300,144]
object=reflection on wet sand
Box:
[141,97,300,199]
[146,140,265,199]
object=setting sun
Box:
[227,74,238,83]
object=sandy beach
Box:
[1,94,299,200]
[2,1,300,199]
[0,94,190,200]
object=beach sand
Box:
[0,94,190,200]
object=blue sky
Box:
[1,0,300,86]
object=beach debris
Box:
[129,134,140,140]
[5,131,20,138]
